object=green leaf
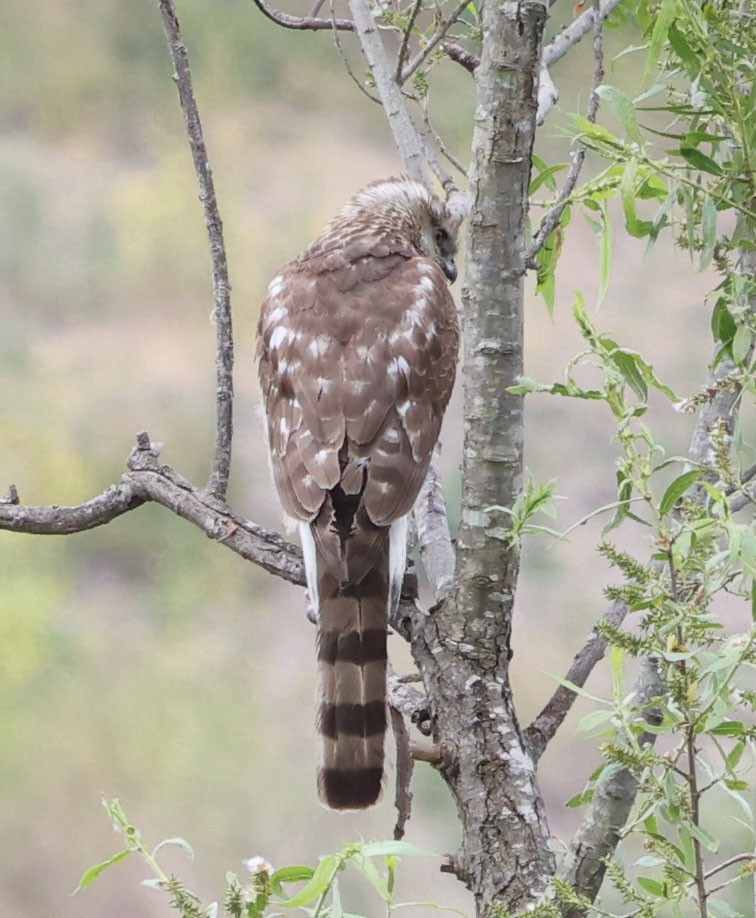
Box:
[710,720,747,736]
[74,849,132,893]
[270,865,315,886]
[667,22,700,77]
[643,0,676,82]
[688,822,720,853]
[636,875,665,896]
[278,855,339,907]
[611,350,648,400]
[731,326,752,365]
[677,147,724,176]
[530,160,568,195]
[565,787,595,808]
[351,855,389,902]
[577,708,615,733]
[659,470,702,516]
[596,85,644,146]
[711,298,736,344]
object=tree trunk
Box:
[410,2,554,913]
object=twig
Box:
[441,0,627,77]
[419,101,466,177]
[396,0,423,82]
[347,0,429,182]
[526,0,605,266]
[330,0,382,105]
[158,0,235,502]
[542,0,626,68]
[249,0,354,31]
[389,705,414,839]
[0,433,305,587]
[441,41,478,74]
[400,0,470,84]
[524,600,628,762]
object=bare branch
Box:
[526,0,605,266]
[396,0,423,82]
[249,0,354,31]
[347,0,429,182]
[388,666,431,732]
[389,704,414,840]
[524,600,628,762]
[1,433,305,587]
[0,483,144,535]
[536,63,559,124]
[441,0,628,84]
[542,0,626,68]
[329,0,382,104]
[441,40,478,74]
[419,101,466,178]
[158,0,235,502]
[399,0,470,85]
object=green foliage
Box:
[80,800,459,918]
[522,0,756,913]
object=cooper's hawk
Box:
[257,178,459,809]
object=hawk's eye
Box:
[434,227,448,247]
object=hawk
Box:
[256,178,459,809]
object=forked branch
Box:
[158,0,235,501]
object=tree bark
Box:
[409,1,554,913]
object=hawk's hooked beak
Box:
[442,259,458,284]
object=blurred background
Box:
[1,1,749,915]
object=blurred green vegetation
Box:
[0,0,728,915]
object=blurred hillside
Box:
[0,2,741,916]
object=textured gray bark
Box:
[558,656,666,913]
[407,2,554,913]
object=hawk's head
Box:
[336,177,459,283]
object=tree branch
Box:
[441,0,627,79]
[542,0,626,68]
[347,0,429,183]
[158,0,235,502]
[399,0,470,85]
[249,0,354,31]
[389,704,414,840]
[0,433,305,587]
[396,0,423,83]
[0,483,145,535]
[526,0,605,266]
[441,41,478,74]
[558,655,666,913]
[524,600,628,762]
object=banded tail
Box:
[300,515,407,810]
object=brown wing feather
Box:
[257,254,458,537]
